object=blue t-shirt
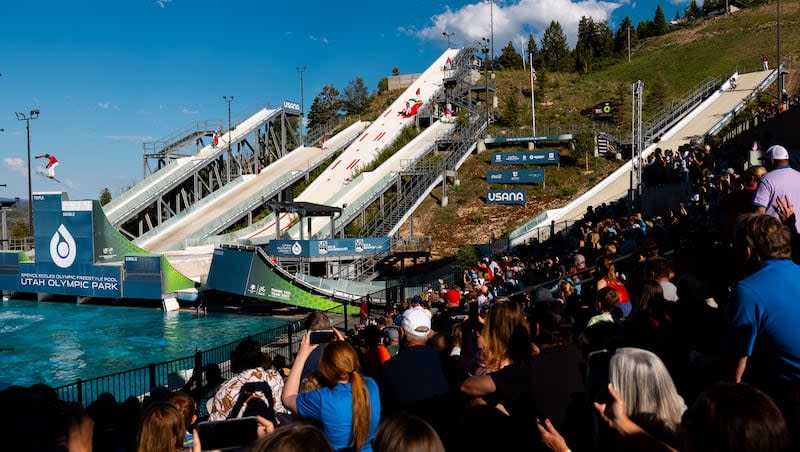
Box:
[296,377,381,452]
[723,259,800,385]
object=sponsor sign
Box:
[486,189,528,205]
[268,237,392,258]
[484,134,573,144]
[486,169,545,184]
[282,100,301,112]
[491,151,560,165]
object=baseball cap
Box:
[761,145,789,160]
[401,307,432,340]
[383,327,399,341]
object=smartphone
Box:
[196,417,259,451]
[309,329,335,344]
[586,349,611,404]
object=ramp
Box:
[241,49,460,242]
[206,245,359,313]
[509,69,776,246]
[134,121,369,252]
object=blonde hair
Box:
[610,348,686,433]
[373,412,445,452]
[136,402,185,452]
[320,341,372,451]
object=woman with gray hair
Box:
[610,347,686,444]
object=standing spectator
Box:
[383,327,400,357]
[595,257,632,318]
[762,54,769,70]
[282,335,381,452]
[300,312,334,382]
[723,213,800,433]
[754,145,800,233]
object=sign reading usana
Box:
[486,169,545,184]
[486,189,528,205]
[268,237,392,258]
[491,151,559,165]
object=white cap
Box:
[401,307,432,340]
[762,145,789,160]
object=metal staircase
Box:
[142,120,224,177]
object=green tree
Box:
[637,20,653,39]
[498,89,525,127]
[686,0,702,20]
[10,220,30,238]
[648,74,672,112]
[527,34,540,68]
[614,17,637,55]
[497,41,522,70]
[307,85,342,131]
[540,21,570,72]
[594,21,614,60]
[391,66,400,76]
[377,77,388,93]
[99,187,112,206]
[673,9,681,22]
[574,16,596,73]
[652,5,669,36]
[342,77,370,115]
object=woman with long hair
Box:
[596,257,631,317]
[136,402,185,452]
[282,332,380,451]
[475,300,537,375]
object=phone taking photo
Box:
[309,329,335,344]
[196,416,259,451]
[587,349,612,404]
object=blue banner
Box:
[491,151,560,165]
[486,169,545,184]
[269,237,392,258]
[484,134,573,144]
[486,189,528,205]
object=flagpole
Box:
[530,51,536,141]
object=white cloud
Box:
[98,101,120,111]
[412,0,622,48]
[181,106,199,115]
[105,135,155,143]
[157,0,172,8]
[4,157,26,177]
[309,35,329,44]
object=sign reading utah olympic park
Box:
[486,189,528,205]
[486,169,545,184]
[268,237,392,258]
[491,150,560,165]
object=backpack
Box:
[227,381,275,422]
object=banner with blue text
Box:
[491,150,559,165]
[486,169,545,184]
[268,237,392,258]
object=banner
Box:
[486,189,528,205]
[269,237,392,258]
[484,134,573,144]
[491,150,560,165]
[486,169,545,184]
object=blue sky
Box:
[1,0,686,200]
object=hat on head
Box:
[761,145,789,160]
[401,307,432,340]
[384,327,399,341]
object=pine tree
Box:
[99,187,112,206]
[574,16,596,73]
[527,34,540,68]
[391,66,400,76]
[686,0,702,20]
[653,5,669,36]
[614,17,636,54]
[497,41,522,70]
[342,77,370,115]
[594,21,614,60]
[307,85,341,131]
[540,21,570,72]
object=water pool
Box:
[0,299,291,390]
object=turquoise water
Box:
[0,299,290,390]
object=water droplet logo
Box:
[291,242,302,256]
[50,224,77,268]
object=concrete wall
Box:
[388,74,421,91]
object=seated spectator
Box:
[282,335,381,452]
[586,286,620,328]
[646,256,678,302]
[136,401,186,452]
[596,257,631,317]
[373,412,446,452]
[248,419,334,452]
[610,348,686,446]
[209,339,288,422]
[475,299,538,375]
[168,391,197,450]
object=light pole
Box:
[481,38,490,136]
[222,96,234,181]
[15,109,39,236]
[777,0,782,101]
[442,31,455,48]
[483,1,495,69]
[296,66,307,145]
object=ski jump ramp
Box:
[509,69,776,246]
[238,49,460,243]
